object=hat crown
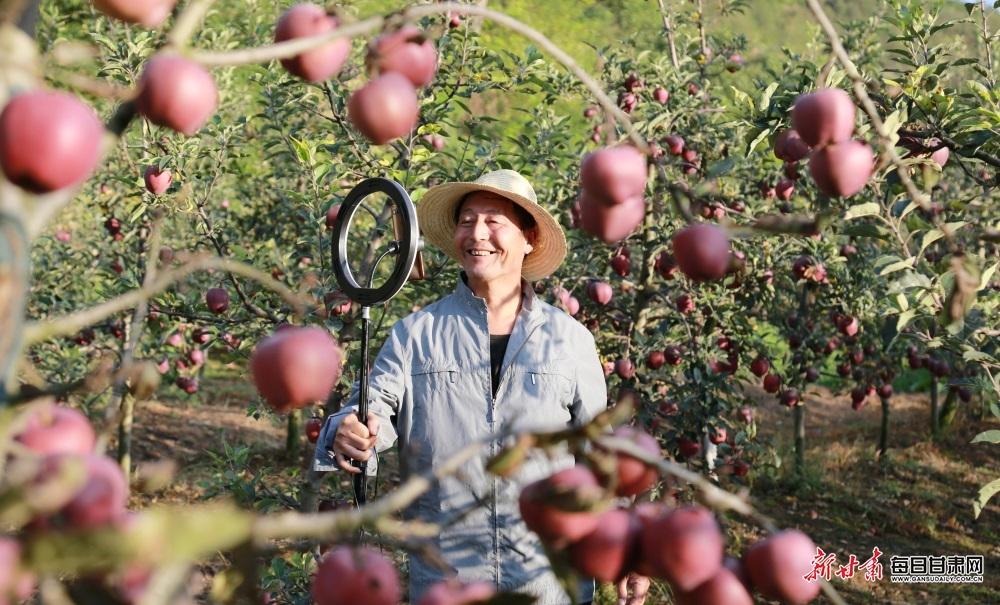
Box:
[473,169,537,204]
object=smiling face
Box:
[453,191,537,288]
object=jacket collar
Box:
[453,271,538,318]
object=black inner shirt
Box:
[490,333,512,398]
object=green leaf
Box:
[758,82,779,113]
[842,223,889,239]
[730,87,755,113]
[919,229,945,256]
[880,258,915,276]
[972,430,1000,444]
[844,203,881,220]
[746,128,770,158]
[967,80,994,104]
[974,478,1000,519]
[979,262,998,291]
[706,158,736,178]
[896,309,916,331]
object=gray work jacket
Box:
[314,273,608,604]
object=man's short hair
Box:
[454,193,537,231]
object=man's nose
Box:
[470,218,490,240]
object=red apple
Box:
[678,436,701,458]
[609,426,660,496]
[274,3,351,82]
[370,26,438,87]
[837,315,859,336]
[568,508,636,582]
[773,129,810,162]
[250,326,343,413]
[664,135,685,156]
[709,427,727,445]
[205,287,230,314]
[640,506,724,592]
[762,373,782,393]
[348,72,419,144]
[779,389,801,407]
[750,356,770,378]
[37,454,129,529]
[775,178,795,201]
[646,350,666,370]
[655,250,679,279]
[305,416,323,443]
[809,139,874,197]
[653,87,670,104]
[743,530,821,605]
[580,146,648,205]
[664,345,683,366]
[587,281,613,305]
[143,165,172,195]
[175,376,198,394]
[611,254,630,277]
[676,567,753,605]
[577,191,645,243]
[136,55,218,136]
[14,404,96,456]
[0,91,103,193]
[615,358,635,380]
[675,293,695,314]
[564,296,580,316]
[791,88,856,147]
[518,466,604,547]
[312,546,401,605]
[92,0,175,27]
[325,204,342,229]
[672,224,731,282]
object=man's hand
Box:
[332,412,380,473]
[616,573,650,605]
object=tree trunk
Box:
[930,375,939,438]
[793,404,805,476]
[878,395,890,461]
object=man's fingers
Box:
[337,442,373,461]
[334,452,360,473]
[341,414,371,438]
[338,430,375,452]
[366,413,380,437]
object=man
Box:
[314,169,647,605]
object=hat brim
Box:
[417,181,567,281]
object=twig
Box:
[22,254,309,344]
[654,0,680,69]
[980,0,996,89]
[165,0,217,50]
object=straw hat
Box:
[417,169,567,281]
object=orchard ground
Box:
[128,359,1000,604]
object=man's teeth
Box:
[469,250,495,256]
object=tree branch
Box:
[22,255,310,345]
